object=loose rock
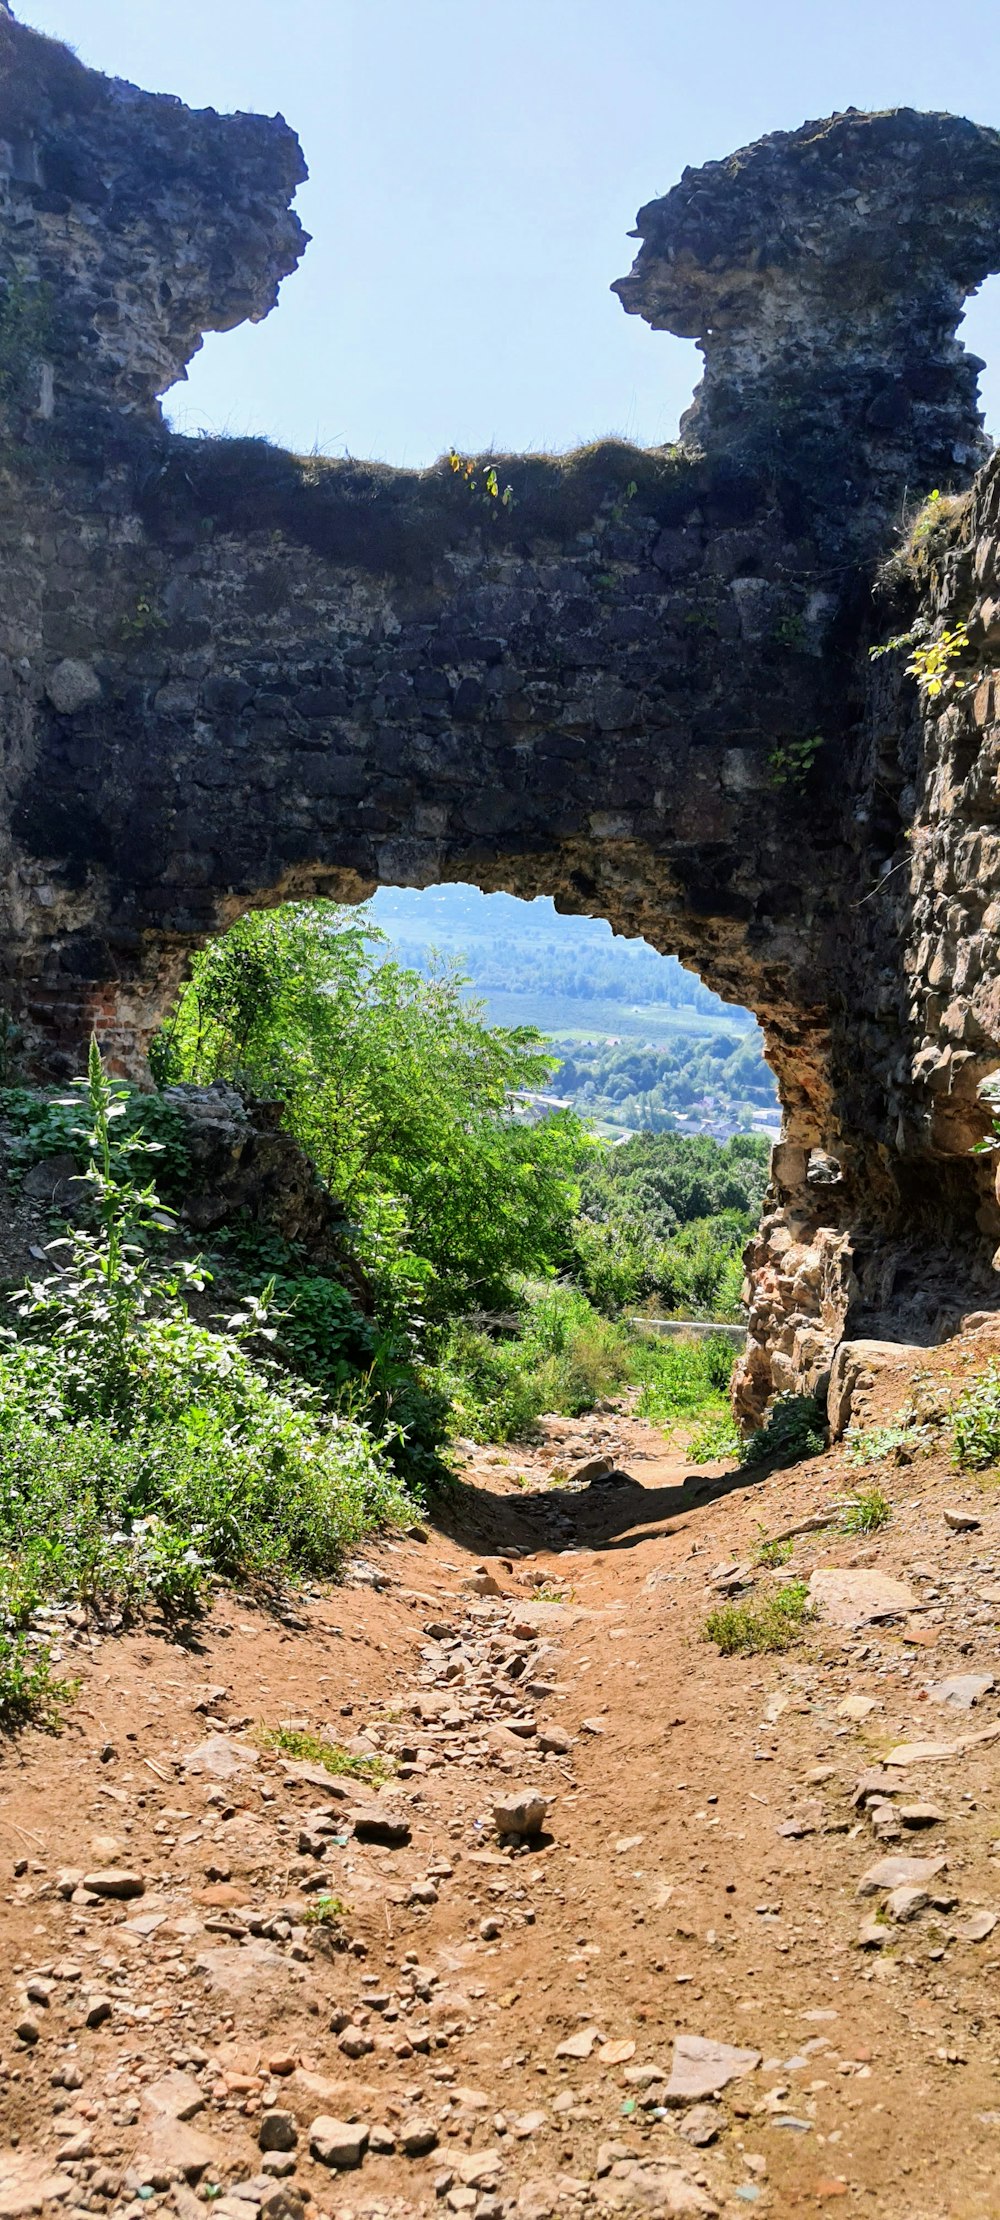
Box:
[493,1787,549,1838]
[309,2116,370,2169]
[664,2036,762,2106]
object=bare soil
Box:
[3,1330,1000,2220]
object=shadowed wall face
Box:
[4,16,1000,1418]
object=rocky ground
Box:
[4,1332,1000,2220]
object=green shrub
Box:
[741,1392,826,1469]
[0,1082,190,1198]
[263,1273,374,1397]
[840,1486,892,1534]
[0,1042,411,1702]
[0,1629,72,1730]
[435,1286,634,1444]
[151,902,588,1319]
[752,1528,794,1569]
[706,1580,812,1655]
[573,1132,765,1321]
[687,1408,741,1463]
[953,1366,1000,1469]
[846,1420,930,1465]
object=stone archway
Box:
[5,14,1000,1415]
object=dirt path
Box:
[3,1363,1000,2220]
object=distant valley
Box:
[369,884,780,1140]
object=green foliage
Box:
[752,1527,794,1569]
[303,1893,351,1928]
[840,1486,892,1535]
[578,1129,769,1238]
[0,1081,190,1197]
[572,1131,767,1319]
[258,1724,390,1784]
[263,1273,374,1399]
[686,1406,742,1463]
[0,1042,411,1713]
[632,1331,735,1431]
[906,621,971,700]
[870,610,973,699]
[846,1419,931,1465]
[0,1628,73,1731]
[153,903,588,1320]
[119,591,167,645]
[741,1392,826,1469]
[447,449,514,509]
[550,1034,776,1139]
[705,1580,812,1656]
[868,626,921,663]
[437,1296,735,1450]
[767,734,824,790]
[437,1286,633,1443]
[952,1365,1000,1470]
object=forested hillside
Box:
[370,884,779,1137]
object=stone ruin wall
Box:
[5,10,1000,1424]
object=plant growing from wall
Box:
[871,616,972,698]
[119,590,167,644]
[447,449,514,509]
[767,733,823,789]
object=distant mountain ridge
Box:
[369,884,749,1018]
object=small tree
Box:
[153,904,589,1319]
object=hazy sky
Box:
[18,0,1000,466]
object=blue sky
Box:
[18,0,1000,465]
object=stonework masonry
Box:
[4,13,1000,1420]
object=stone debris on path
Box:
[808,1566,920,1626]
[664,2037,762,2105]
[4,1380,1000,2217]
[923,1673,995,1710]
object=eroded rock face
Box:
[0,10,306,420]
[3,16,1000,1417]
[613,108,1000,517]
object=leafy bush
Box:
[577,1130,770,1242]
[952,1366,1000,1469]
[687,1407,741,1463]
[573,1133,765,1321]
[437,1286,633,1443]
[151,903,588,1319]
[0,1082,190,1198]
[0,1044,411,1727]
[633,1332,735,1431]
[263,1273,374,1398]
[706,1580,812,1655]
[752,1528,794,1569]
[204,1219,448,1489]
[741,1392,826,1469]
[846,1420,930,1465]
[0,1625,73,1729]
